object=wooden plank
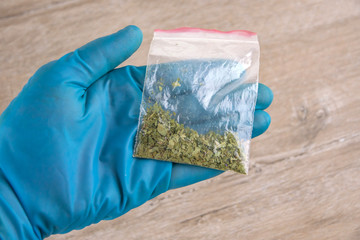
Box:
[1,0,359,239]
[0,0,76,19]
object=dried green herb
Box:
[134,103,246,174]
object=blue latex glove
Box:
[0,25,273,239]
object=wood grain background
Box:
[1,0,360,239]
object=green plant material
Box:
[134,103,246,174]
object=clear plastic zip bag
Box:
[134,28,260,174]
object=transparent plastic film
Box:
[134,28,260,174]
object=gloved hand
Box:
[0,25,273,239]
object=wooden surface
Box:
[1,0,360,239]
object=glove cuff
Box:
[0,170,41,240]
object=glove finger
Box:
[58,25,143,88]
[168,163,223,190]
[252,110,271,138]
[256,83,273,110]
